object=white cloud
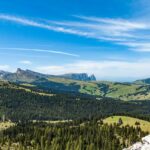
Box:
[19,60,32,65]
[75,16,147,30]
[118,42,150,52]
[36,60,150,81]
[50,15,149,41]
[0,14,89,37]
[0,65,10,70]
[0,14,147,42]
[1,14,150,52]
[36,66,65,74]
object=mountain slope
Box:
[134,78,150,85]
[0,80,150,121]
[1,68,150,100]
[45,78,150,100]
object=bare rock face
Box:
[60,73,96,81]
[123,135,150,150]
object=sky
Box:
[1,0,150,81]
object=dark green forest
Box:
[0,81,150,150]
[0,84,150,121]
[0,120,148,150]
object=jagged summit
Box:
[60,73,96,81]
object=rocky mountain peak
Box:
[89,74,96,81]
[60,73,96,81]
[16,68,24,75]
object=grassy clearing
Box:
[33,120,72,124]
[20,83,36,87]
[0,121,15,131]
[103,116,150,133]
[12,86,54,97]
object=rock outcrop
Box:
[123,135,150,150]
[60,73,96,81]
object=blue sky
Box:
[1,0,150,81]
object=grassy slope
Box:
[103,116,150,133]
[101,82,150,100]
[48,77,103,95]
[48,78,150,100]
[2,77,150,101]
[0,80,53,97]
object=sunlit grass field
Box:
[103,116,150,133]
[0,121,15,131]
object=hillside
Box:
[40,78,150,101]
[1,68,150,101]
[103,116,150,133]
[0,80,150,121]
[134,78,150,85]
[1,119,148,150]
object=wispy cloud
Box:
[1,14,150,51]
[49,16,150,52]
[19,60,32,65]
[118,42,150,52]
[0,47,80,57]
[75,16,147,30]
[0,14,89,36]
[50,15,150,39]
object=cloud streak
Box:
[0,47,80,57]
[1,14,150,52]
[0,14,89,36]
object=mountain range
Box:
[0,68,96,82]
[1,68,150,101]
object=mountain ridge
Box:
[1,68,150,101]
[0,68,96,82]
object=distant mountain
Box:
[2,68,150,100]
[59,73,96,81]
[0,68,96,82]
[134,78,150,84]
[0,70,10,78]
[0,68,42,83]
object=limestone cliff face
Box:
[123,135,150,150]
[60,73,96,81]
